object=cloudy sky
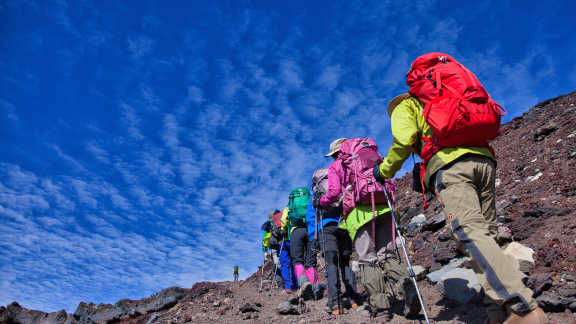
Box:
[1,0,575,313]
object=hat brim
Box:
[324,150,339,158]
[387,93,409,117]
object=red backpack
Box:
[406,53,506,164]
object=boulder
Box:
[405,214,426,235]
[437,268,481,303]
[73,302,114,324]
[106,299,139,323]
[38,310,68,324]
[421,212,446,232]
[145,287,188,313]
[503,242,534,273]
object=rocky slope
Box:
[2,90,576,324]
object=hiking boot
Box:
[404,285,421,318]
[503,307,548,324]
[349,298,363,309]
[296,275,312,299]
[361,307,391,323]
[324,305,347,315]
[311,283,322,300]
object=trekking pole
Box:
[382,185,430,324]
[269,240,284,299]
[318,209,332,308]
[259,257,266,291]
[316,255,325,272]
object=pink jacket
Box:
[320,160,344,207]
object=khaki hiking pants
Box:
[355,214,412,312]
[431,155,537,318]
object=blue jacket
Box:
[306,186,340,240]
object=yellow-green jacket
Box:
[378,96,496,188]
[281,207,296,235]
[340,205,392,241]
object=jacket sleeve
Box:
[306,186,316,240]
[320,162,341,206]
[379,99,418,179]
[262,230,268,253]
[281,206,290,233]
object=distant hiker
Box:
[264,210,285,290]
[278,206,298,293]
[308,167,361,315]
[233,265,239,282]
[282,196,321,299]
[318,138,420,322]
[374,53,548,324]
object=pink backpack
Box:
[339,138,388,218]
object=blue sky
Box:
[1,0,575,313]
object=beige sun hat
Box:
[387,93,409,117]
[268,210,279,219]
[325,138,347,157]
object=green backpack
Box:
[288,187,310,229]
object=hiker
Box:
[373,53,548,324]
[267,210,285,290]
[281,195,321,300]
[233,265,239,282]
[278,206,298,293]
[261,211,287,290]
[317,138,420,322]
[308,168,362,315]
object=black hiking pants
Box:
[290,227,317,269]
[322,222,360,307]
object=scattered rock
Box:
[497,224,512,244]
[536,293,576,312]
[405,214,426,234]
[426,257,466,284]
[421,212,446,232]
[526,273,553,297]
[238,302,260,313]
[351,261,360,272]
[412,266,427,281]
[437,268,482,303]
[146,312,163,324]
[212,300,221,307]
[223,298,233,305]
[503,242,535,273]
[432,241,459,264]
[242,313,251,320]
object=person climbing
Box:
[278,206,298,293]
[373,53,548,324]
[233,265,239,282]
[281,192,321,300]
[308,167,362,315]
[317,138,420,323]
[266,210,285,290]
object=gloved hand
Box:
[373,163,385,185]
[313,195,322,209]
[311,241,321,254]
[264,253,270,260]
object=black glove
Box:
[311,241,321,254]
[313,195,322,209]
[373,163,385,184]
